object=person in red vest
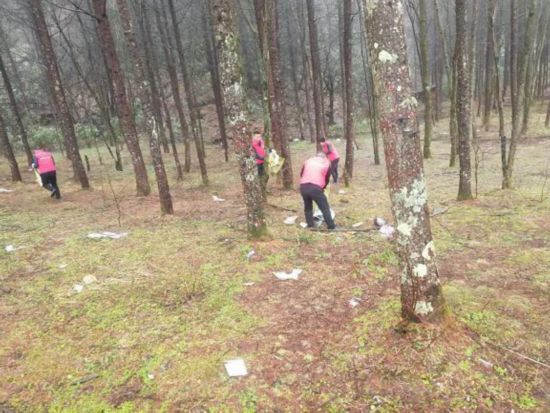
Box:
[32,149,60,199]
[300,153,336,229]
[251,130,267,177]
[320,137,340,183]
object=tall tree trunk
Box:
[265,0,293,189]
[157,1,192,173]
[364,0,443,322]
[166,0,209,186]
[0,110,22,182]
[146,11,183,181]
[503,0,537,189]
[298,0,315,143]
[210,0,268,239]
[482,0,496,130]
[92,0,151,196]
[202,1,229,161]
[455,0,473,200]
[0,53,32,165]
[343,0,354,179]
[306,0,327,146]
[29,0,89,189]
[418,0,433,159]
[115,0,173,214]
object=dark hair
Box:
[253,128,261,134]
[319,137,326,142]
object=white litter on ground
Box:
[58,264,68,269]
[349,298,361,308]
[5,245,18,253]
[83,275,97,285]
[274,268,303,280]
[379,224,395,238]
[243,282,255,287]
[212,195,225,202]
[374,217,387,228]
[284,215,298,225]
[87,231,128,240]
[313,208,336,227]
[338,189,346,195]
[352,222,364,228]
[73,284,84,293]
[0,188,13,193]
[246,250,255,259]
[224,358,248,377]
[299,222,308,229]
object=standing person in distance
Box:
[299,152,336,230]
[320,136,340,184]
[251,129,268,199]
[32,149,61,199]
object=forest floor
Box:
[1,106,550,412]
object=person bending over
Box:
[320,136,340,184]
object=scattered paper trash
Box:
[349,298,361,308]
[212,195,225,202]
[299,222,308,229]
[224,358,248,377]
[243,282,255,287]
[274,268,303,280]
[0,188,13,193]
[83,275,97,285]
[87,231,128,240]
[5,245,18,253]
[284,215,298,225]
[313,208,335,227]
[379,224,395,238]
[246,250,255,260]
[374,217,387,228]
[338,189,347,195]
[58,263,68,269]
[73,284,84,293]
[352,222,364,228]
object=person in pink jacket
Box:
[251,130,267,177]
[299,153,336,229]
[320,137,340,183]
[32,149,60,199]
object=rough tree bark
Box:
[503,0,537,189]
[364,0,444,322]
[418,0,433,159]
[454,0,473,200]
[115,0,173,214]
[157,1,192,173]
[0,110,22,182]
[211,0,268,239]
[482,0,496,130]
[0,53,32,165]
[306,0,327,145]
[92,0,151,196]
[260,0,293,189]
[343,0,355,179]
[202,2,229,161]
[29,0,89,189]
[166,0,209,185]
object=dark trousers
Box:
[330,158,339,183]
[300,183,335,229]
[41,171,60,199]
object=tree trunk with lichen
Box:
[167,0,209,186]
[454,0,473,200]
[92,0,150,196]
[115,0,173,214]
[0,53,32,166]
[307,0,327,146]
[418,0,432,159]
[30,0,89,189]
[343,0,355,180]
[364,0,443,322]
[211,0,268,239]
[0,110,21,182]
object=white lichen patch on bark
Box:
[414,300,434,316]
[422,241,435,260]
[365,0,379,16]
[399,96,418,110]
[378,50,398,64]
[413,263,428,278]
[397,223,412,236]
